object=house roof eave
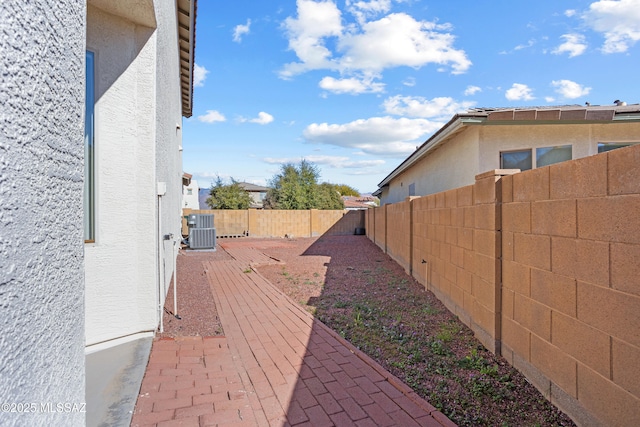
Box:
[177,0,197,118]
[377,115,484,188]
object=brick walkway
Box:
[131,245,457,427]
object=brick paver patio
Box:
[131,245,457,427]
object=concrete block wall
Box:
[409,174,505,353]
[183,209,364,238]
[500,144,640,426]
[249,210,311,238]
[373,205,387,251]
[317,210,366,236]
[368,144,640,425]
[365,207,374,240]
[386,200,411,273]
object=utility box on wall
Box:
[188,214,216,250]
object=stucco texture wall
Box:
[380,121,640,206]
[382,127,480,205]
[477,121,640,171]
[0,1,86,426]
[84,5,159,346]
[153,0,184,302]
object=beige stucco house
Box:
[375,104,640,205]
[239,182,270,208]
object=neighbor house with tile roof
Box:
[374,103,640,205]
[238,181,270,208]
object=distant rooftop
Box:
[461,103,640,122]
[377,102,640,189]
[238,182,269,192]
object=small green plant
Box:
[429,339,450,356]
[353,311,363,327]
[333,300,349,308]
[243,268,252,273]
[435,322,461,343]
[470,374,494,398]
[457,348,489,370]
[479,364,499,377]
[422,305,439,315]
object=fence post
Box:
[247,208,257,237]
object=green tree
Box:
[206,177,252,209]
[264,160,344,210]
[317,183,344,209]
[334,183,360,197]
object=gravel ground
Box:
[254,235,575,427]
[161,235,575,426]
[159,247,229,337]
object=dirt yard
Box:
[163,235,575,426]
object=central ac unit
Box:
[189,227,216,250]
[188,214,214,229]
[187,213,216,249]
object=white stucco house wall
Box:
[375,104,640,205]
[84,0,197,425]
[0,1,197,426]
[183,174,201,209]
[0,1,86,426]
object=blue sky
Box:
[183,0,640,193]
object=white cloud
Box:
[197,110,226,123]
[382,95,474,119]
[233,19,252,43]
[280,2,471,79]
[193,63,209,87]
[280,0,343,78]
[505,83,535,101]
[319,75,385,94]
[583,0,640,53]
[239,112,275,125]
[337,13,471,74]
[264,155,342,165]
[303,116,442,156]
[464,85,482,96]
[343,159,386,168]
[346,0,393,24]
[565,9,578,17]
[402,77,416,87]
[514,39,536,51]
[551,79,592,98]
[552,33,588,57]
[263,155,385,169]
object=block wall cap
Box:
[475,169,521,180]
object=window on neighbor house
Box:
[501,149,532,171]
[84,51,95,242]
[597,142,636,153]
[501,145,573,171]
[408,183,416,197]
[536,145,572,167]
[187,188,193,195]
